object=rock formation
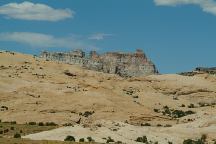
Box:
[40,49,158,77]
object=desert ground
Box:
[0,51,216,144]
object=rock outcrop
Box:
[40,49,158,77]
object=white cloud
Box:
[0,32,95,49]
[154,0,216,16]
[0,1,73,21]
[88,33,113,40]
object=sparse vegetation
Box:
[0,120,57,138]
[183,135,207,144]
[161,106,195,118]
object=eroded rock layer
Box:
[40,49,158,77]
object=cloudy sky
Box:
[0,0,215,73]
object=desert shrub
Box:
[87,136,95,142]
[10,121,16,124]
[181,104,186,107]
[0,130,3,134]
[157,124,162,127]
[154,109,160,113]
[45,122,57,126]
[185,110,195,115]
[3,129,9,133]
[136,136,148,143]
[106,136,115,143]
[79,138,85,142]
[115,141,123,144]
[161,106,195,118]
[133,95,139,98]
[83,111,94,117]
[183,135,206,144]
[141,123,151,126]
[1,106,8,110]
[20,130,23,133]
[188,104,195,108]
[172,110,186,118]
[28,122,36,125]
[10,127,15,130]
[64,135,75,141]
[201,134,207,142]
[63,123,73,126]
[164,124,172,127]
[38,122,44,126]
[64,70,76,77]
[198,102,207,107]
[14,133,21,138]
[168,141,173,144]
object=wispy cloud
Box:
[154,0,216,16]
[0,1,74,21]
[88,33,113,40]
[0,32,96,50]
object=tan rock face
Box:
[40,49,158,77]
[0,51,216,143]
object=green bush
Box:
[14,133,21,138]
[64,135,75,141]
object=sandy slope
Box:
[0,51,216,143]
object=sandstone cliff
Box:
[40,49,158,77]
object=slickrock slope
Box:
[0,51,216,143]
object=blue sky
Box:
[0,0,215,73]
